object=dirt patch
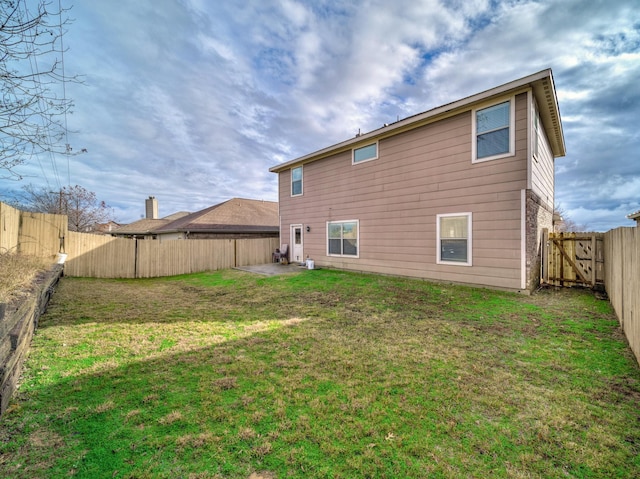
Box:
[606,377,640,402]
[248,472,276,479]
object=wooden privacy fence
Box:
[1,202,280,278]
[18,211,67,258]
[0,203,20,254]
[604,227,639,365]
[543,232,604,287]
[65,232,279,278]
[0,202,66,257]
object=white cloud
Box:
[565,203,640,232]
[196,34,237,63]
[2,0,638,232]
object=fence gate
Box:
[543,232,605,288]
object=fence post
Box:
[591,235,596,287]
[541,228,548,284]
[234,239,238,267]
[134,238,139,279]
[620,230,625,332]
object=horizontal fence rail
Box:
[544,232,604,287]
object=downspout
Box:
[522,89,533,291]
[521,189,527,291]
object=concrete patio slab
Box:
[234,262,309,276]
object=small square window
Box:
[353,143,378,164]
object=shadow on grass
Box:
[2,270,640,479]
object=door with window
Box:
[290,225,303,263]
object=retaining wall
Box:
[0,265,63,415]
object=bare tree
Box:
[22,184,115,232]
[554,205,588,232]
[1,0,79,179]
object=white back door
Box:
[291,224,303,263]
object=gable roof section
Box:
[627,209,640,222]
[270,69,565,173]
[154,198,279,234]
[111,212,190,235]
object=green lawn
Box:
[1,269,639,478]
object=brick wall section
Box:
[526,190,553,291]
[0,265,63,415]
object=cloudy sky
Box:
[2,0,639,231]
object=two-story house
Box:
[270,69,565,292]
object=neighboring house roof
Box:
[111,212,190,236]
[91,221,121,233]
[154,198,279,234]
[627,209,640,222]
[163,211,192,221]
[270,69,564,173]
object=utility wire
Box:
[58,0,70,185]
[20,0,66,190]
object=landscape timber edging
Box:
[0,264,63,416]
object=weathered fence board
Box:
[544,232,604,287]
[135,238,233,278]
[236,238,280,267]
[0,203,21,254]
[18,211,67,258]
[65,234,279,279]
[1,202,280,279]
[604,227,639,365]
[65,232,136,278]
[190,238,236,273]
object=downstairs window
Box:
[437,213,472,266]
[327,220,359,257]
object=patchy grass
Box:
[0,253,52,303]
[0,269,639,478]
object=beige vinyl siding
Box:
[531,108,555,209]
[278,94,529,290]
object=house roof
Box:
[111,212,190,235]
[270,69,565,173]
[627,209,640,221]
[154,198,279,234]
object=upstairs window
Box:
[353,142,378,164]
[327,220,359,257]
[473,99,514,162]
[291,166,303,196]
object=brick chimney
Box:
[145,196,158,219]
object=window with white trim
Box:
[291,166,303,196]
[472,99,515,162]
[437,213,472,266]
[327,220,359,257]
[353,142,378,164]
